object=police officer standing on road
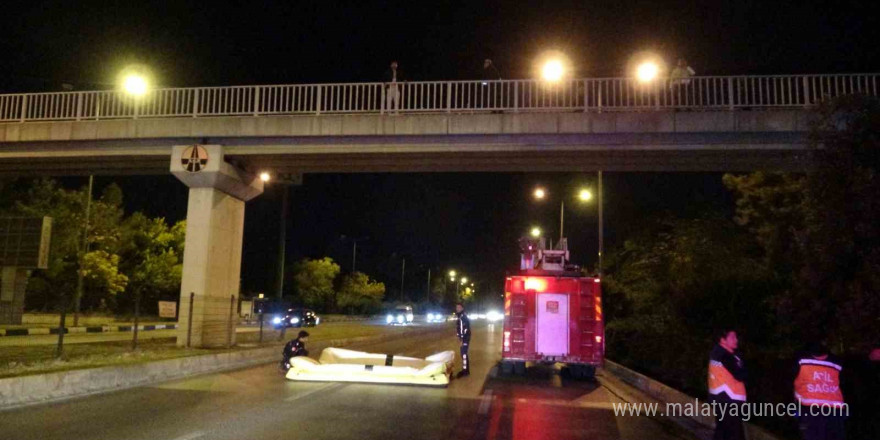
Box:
[708,328,747,440]
[455,303,471,378]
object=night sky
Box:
[1,1,875,304]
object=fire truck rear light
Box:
[594,279,601,283]
[503,331,511,350]
[524,277,547,292]
[595,336,602,344]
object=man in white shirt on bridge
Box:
[383,61,403,114]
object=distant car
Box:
[386,305,414,325]
[272,308,320,329]
[425,312,446,323]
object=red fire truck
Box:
[500,236,604,379]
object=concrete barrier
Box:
[0,325,449,410]
[603,359,784,440]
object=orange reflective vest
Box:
[794,358,845,407]
[708,360,747,401]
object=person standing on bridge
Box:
[481,59,501,84]
[670,58,696,106]
[708,328,747,440]
[455,302,471,378]
[383,61,404,114]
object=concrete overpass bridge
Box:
[0,73,876,347]
[2,74,876,175]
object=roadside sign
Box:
[0,217,53,269]
[158,301,177,318]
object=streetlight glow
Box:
[461,277,468,284]
[579,189,593,201]
[122,74,149,97]
[449,270,456,277]
[259,172,271,182]
[530,227,542,237]
[533,187,546,199]
[541,60,565,82]
[636,62,660,83]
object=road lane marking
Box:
[170,431,205,440]
[284,383,346,402]
[478,389,493,415]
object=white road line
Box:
[478,389,493,415]
[170,431,205,440]
[284,383,344,402]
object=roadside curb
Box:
[601,359,784,440]
[0,325,450,410]
[0,324,177,337]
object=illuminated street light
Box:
[122,74,149,97]
[449,270,456,278]
[541,60,565,82]
[533,187,546,200]
[579,188,593,201]
[530,227,542,237]
[259,172,271,182]
[636,61,660,83]
[461,277,468,284]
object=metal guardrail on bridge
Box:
[1,74,877,122]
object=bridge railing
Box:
[1,74,877,122]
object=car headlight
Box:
[386,315,393,323]
[290,317,300,324]
[486,311,502,322]
[397,315,404,323]
[406,314,414,322]
[315,317,320,324]
[272,317,282,325]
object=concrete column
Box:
[171,145,263,348]
[0,267,29,325]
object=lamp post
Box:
[532,179,603,274]
[260,172,302,300]
[72,175,93,327]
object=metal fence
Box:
[1,74,877,122]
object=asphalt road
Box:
[1,323,695,440]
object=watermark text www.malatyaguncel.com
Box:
[612,400,849,421]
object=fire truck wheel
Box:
[513,361,526,376]
[568,364,596,380]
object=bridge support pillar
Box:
[170,145,264,348]
[0,267,29,325]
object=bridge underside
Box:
[0,132,810,176]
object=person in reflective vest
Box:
[708,328,747,440]
[794,342,846,440]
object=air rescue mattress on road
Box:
[285,347,454,386]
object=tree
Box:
[12,179,125,312]
[79,250,129,311]
[116,213,185,315]
[602,214,775,394]
[430,276,447,304]
[290,257,340,312]
[337,271,385,314]
[724,96,880,351]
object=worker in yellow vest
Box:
[794,342,847,440]
[708,328,747,440]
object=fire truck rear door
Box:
[536,293,569,356]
